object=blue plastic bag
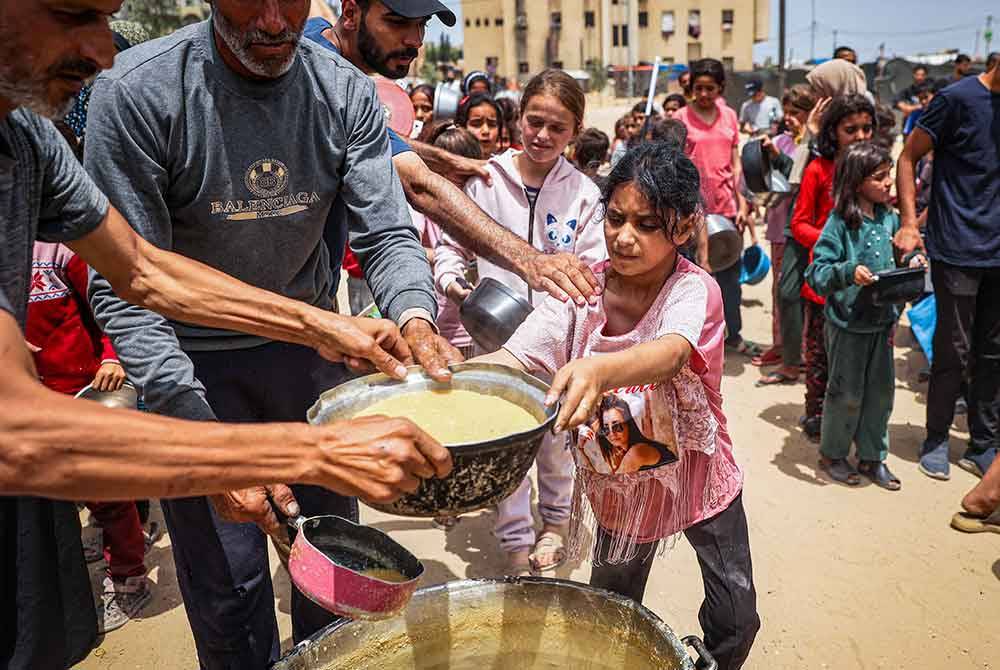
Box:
[907,294,936,364]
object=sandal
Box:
[751,348,783,367]
[951,508,1000,534]
[726,339,764,358]
[528,530,566,573]
[818,457,860,486]
[755,370,799,387]
[857,460,901,491]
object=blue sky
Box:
[425,0,996,65]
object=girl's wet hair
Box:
[816,94,877,160]
[601,142,703,240]
[833,141,892,230]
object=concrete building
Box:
[461,0,769,81]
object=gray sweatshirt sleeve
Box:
[339,78,437,323]
[84,78,215,421]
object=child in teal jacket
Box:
[806,142,926,490]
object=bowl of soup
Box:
[307,364,558,517]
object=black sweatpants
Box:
[927,262,1000,452]
[714,261,744,345]
[160,342,358,670]
[590,493,759,670]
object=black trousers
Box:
[714,261,744,345]
[927,262,1000,453]
[160,342,357,670]
[590,493,759,670]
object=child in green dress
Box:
[806,142,927,489]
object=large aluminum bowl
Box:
[273,577,715,670]
[74,382,138,410]
[307,364,558,517]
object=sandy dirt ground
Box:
[76,103,999,669]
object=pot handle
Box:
[681,635,717,670]
[268,499,306,543]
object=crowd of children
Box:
[33,24,997,666]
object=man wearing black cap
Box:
[305,0,602,306]
[738,78,781,135]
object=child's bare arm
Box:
[547,335,693,432]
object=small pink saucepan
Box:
[285,514,424,620]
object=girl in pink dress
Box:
[475,143,759,670]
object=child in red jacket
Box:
[26,241,154,633]
[790,95,876,440]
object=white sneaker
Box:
[97,576,152,634]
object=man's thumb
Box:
[268,484,300,518]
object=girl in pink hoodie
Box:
[435,70,606,575]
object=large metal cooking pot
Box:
[307,364,558,517]
[274,577,716,670]
[705,214,743,272]
[459,277,533,352]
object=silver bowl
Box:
[705,214,743,272]
[74,382,138,410]
[307,364,558,517]
[459,278,534,352]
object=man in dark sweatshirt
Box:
[84,1,450,666]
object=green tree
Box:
[119,0,183,38]
[586,59,608,93]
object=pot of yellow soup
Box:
[307,363,558,517]
[273,577,716,670]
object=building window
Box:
[519,62,530,74]
[638,11,648,28]
[484,17,490,26]
[584,10,595,27]
[722,9,734,30]
[465,18,471,27]
[553,61,564,69]
[660,10,675,34]
[495,17,504,26]
[612,0,618,4]
[722,57,735,71]
[551,12,561,28]
[688,10,701,38]
[475,18,481,26]
[612,24,620,47]
[621,24,629,47]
